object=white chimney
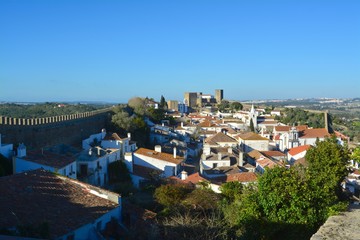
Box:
[101,128,106,140]
[173,147,177,158]
[228,148,233,154]
[181,170,188,180]
[218,152,222,160]
[155,145,162,153]
[162,122,164,127]
[203,145,211,155]
[239,151,244,167]
[181,122,184,128]
[89,148,92,156]
[17,143,26,158]
[97,147,101,156]
[127,132,131,139]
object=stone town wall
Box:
[0,108,113,149]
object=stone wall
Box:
[311,204,360,240]
[0,108,113,149]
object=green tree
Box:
[306,136,350,220]
[128,97,146,115]
[220,181,244,202]
[351,146,360,163]
[154,183,193,208]
[183,188,220,210]
[111,110,132,131]
[230,102,243,111]
[159,95,167,109]
[108,160,131,184]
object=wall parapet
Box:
[0,107,113,126]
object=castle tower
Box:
[215,89,223,103]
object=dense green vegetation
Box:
[217,100,243,113]
[276,108,325,128]
[148,137,350,239]
[0,103,108,118]
[111,96,175,147]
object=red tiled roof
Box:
[135,148,184,165]
[23,150,76,168]
[261,151,286,157]
[205,132,238,145]
[288,145,311,156]
[103,132,125,141]
[274,126,290,132]
[0,169,118,239]
[198,120,217,128]
[247,150,263,160]
[183,172,207,184]
[236,132,269,141]
[299,128,329,139]
[225,172,258,183]
[275,125,308,132]
[257,158,280,169]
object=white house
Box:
[204,132,238,148]
[101,132,137,159]
[76,146,120,186]
[14,144,77,179]
[0,169,122,240]
[236,132,269,153]
[125,146,185,187]
[0,134,13,159]
[82,129,136,160]
[287,145,311,164]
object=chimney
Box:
[181,170,188,180]
[238,151,244,167]
[181,122,184,128]
[127,132,131,139]
[89,148,92,156]
[173,147,177,158]
[155,145,162,153]
[101,128,106,140]
[228,148,233,154]
[97,147,101,156]
[17,143,26,158]
[218,152,222,160]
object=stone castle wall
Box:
[0,108,113,149]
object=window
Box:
[213,163,218,168]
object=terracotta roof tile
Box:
[261,151,286,157]
[103,132,126,141]
[0,169,118,239]
[225,172,258,183]
[236,132,269,141]
[288,145,311,156]
[183,172,207,184]
[257,158,281,169]
[135,148,184,165]
[204,132,238,145]
[299,128,329,139]
[22,150,76,169]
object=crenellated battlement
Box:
[0,108,113,148]
[0,108,112,126]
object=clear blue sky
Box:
[1,0,359,103]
